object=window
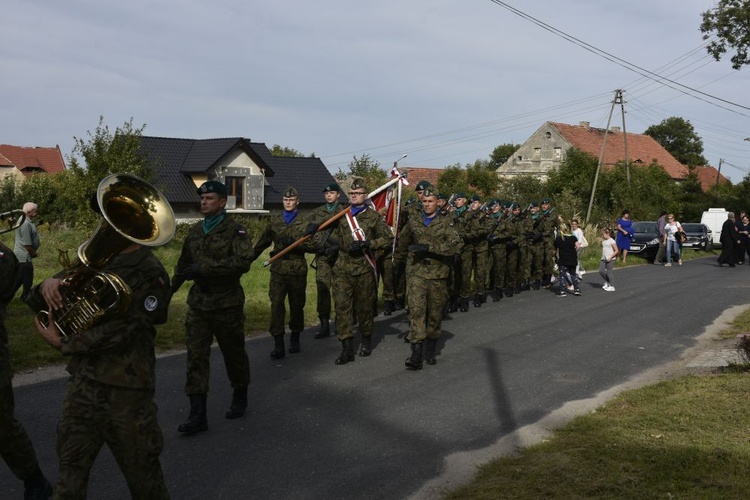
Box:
[553,147,562,160]
[225,176,244,209]
[533,148,541,160]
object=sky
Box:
[3,0,750,182]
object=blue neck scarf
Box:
[282,209,298,225]
[203,211,226,234]
[351,204,367,217]
[422,211,437,226]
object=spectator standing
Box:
[599,228,619,291]
[718,212,740,267]
[663,214,684,267]
[615,209,633,264]
[570,219,588,278]
[737,214,750,264]
[13,202,40,301]
[553,223,581,297]
[654,211,668,264]
[735,211,748,264]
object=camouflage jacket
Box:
[0,242,19,385]
[176,217,254,310]
[468,210,491,251]
[394,212,461,280]
[511,215,533,247]
[43,247,171,389]
[487,212,512,246]
[451,207,473,248]
[539,210,558,243]
[309,202,345,265]
[330,207,393,277]
[253,211,314,276]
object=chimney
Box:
[610,126,620,133]
[579,121,590,128]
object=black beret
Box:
[323,183,340,193]
[197,180,227,197]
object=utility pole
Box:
[716,158,723,187]
[617,90,630,186]
[585,90,618,224]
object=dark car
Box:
[681,223,711,251]
[628,221,660,260]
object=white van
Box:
[701,208,728,248]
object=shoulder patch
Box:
[144,295,159,312]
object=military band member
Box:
[394,187,461,369]
[309,183,344,338]
[330,178,393,364]
[33,242,172,498]
[174,180,253,435]
[1,239,52,499]
[253,186,314,359]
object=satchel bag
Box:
[676,230,687,243]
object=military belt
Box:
[199,282,241,293]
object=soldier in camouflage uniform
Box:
[309,183,344,338]
[174,180,254,435]
[526,202,545,290]
[450,193,473,312]
[486,199,509,302]
[394,187,461,369]
[330,178,393,364]
[1,239,53,499]
[505,203,526,296]
[32,243,171,499]
[253,186,316,359]
[539,199,558,287]
[467,196,492,307]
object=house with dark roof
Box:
[496,121,691,183]
[139,136,337,219]
[0,144,67,181]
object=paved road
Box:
[4,256,749,498]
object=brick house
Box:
[0,144,66,182]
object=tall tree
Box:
[489,143,520,170]
[270,144,315,157]
[335,154,386,189]
[700,0,750,70]
[644,117,709,167]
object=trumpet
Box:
[0,209,25,234]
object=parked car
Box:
[628,221,660,261]
[681,223,711,251]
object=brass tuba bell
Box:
[0,209,26,234]
[35,173,176,337]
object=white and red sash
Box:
[345,208,378,279]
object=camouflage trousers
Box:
[407,275,449,342]
[471,248,490,295]
[458,246,474,298]
[0,382,38,481]
[333,270,376,341]
[315,258,334,319]
[542,242,556,277]
[506,247,521,287]
[528,243,544,280]
[55,376,169,499]
[269,272,307,336]
[489,245,507,289]
[379,255,406,302]
[185,306,250,395]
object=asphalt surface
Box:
[3,255,749,499]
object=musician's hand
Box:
[278,236,296,248]
[184,263,201,281]
[349,240,370,252]
[35,310,62,350]
[322,245,339,258]
[40,278,66,311]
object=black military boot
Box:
[448,297,458,313]
[473,293,482,307]
[225,386,248,419]
[504,286,514,297]
[405,342,424,370]
[532,279,541,290]
[521,280,531,291]
[23,464,52,500]
[514,284,522,294]
[383,300,395,316]
[314,316,331,339]
[289,331,301,353]
[358,336,372,357]
[460,297,469,312]
[491,287,503,302]
[270,335,285,359]
[178,394,208,435]
[394,298,405,311]
[335,338,355,365]
[424,338,438,365]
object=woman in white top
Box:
[571,219,588,278]
[599,227,619,291]
[663,213,683,267]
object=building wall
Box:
[496,124,568,180]
[214,149,266,211]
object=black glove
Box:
[170,274,186,293]
[184,263,201,281]
[278,236,296,248]
[349,240,370,252]
[408,243,429,254]
[322,244,339,258]
[303,223,320,237]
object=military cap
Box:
[541,198,551,204]
[530,201,539,208]
[197,180,227,197]
[323,182,341,193]
[283,185,300,198]
[510,202,520,210]
[438,193,448,200]
[415,180,431,191]
[489,198,501,206]
[454,192,467,199]
[422,186,439,198]
[350,177,368,192]
[469,195,481,203]
[503,201,513,209]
